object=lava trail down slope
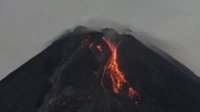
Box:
[0,26,200,112]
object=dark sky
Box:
[0,0,200,79]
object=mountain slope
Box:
[0,27,200,112]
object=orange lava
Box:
[85,36,139,100]
[102,37,127,93]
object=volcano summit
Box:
[0,27,200,112]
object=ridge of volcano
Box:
[0,26,200,112]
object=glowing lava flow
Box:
[101,37,127,93]
[85,36,139,99]
[101,37,138,99]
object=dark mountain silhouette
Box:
[0,26,200,112]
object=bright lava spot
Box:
[96,45,103,52]
[128,87,137,98]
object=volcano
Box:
[0,26,200,112]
